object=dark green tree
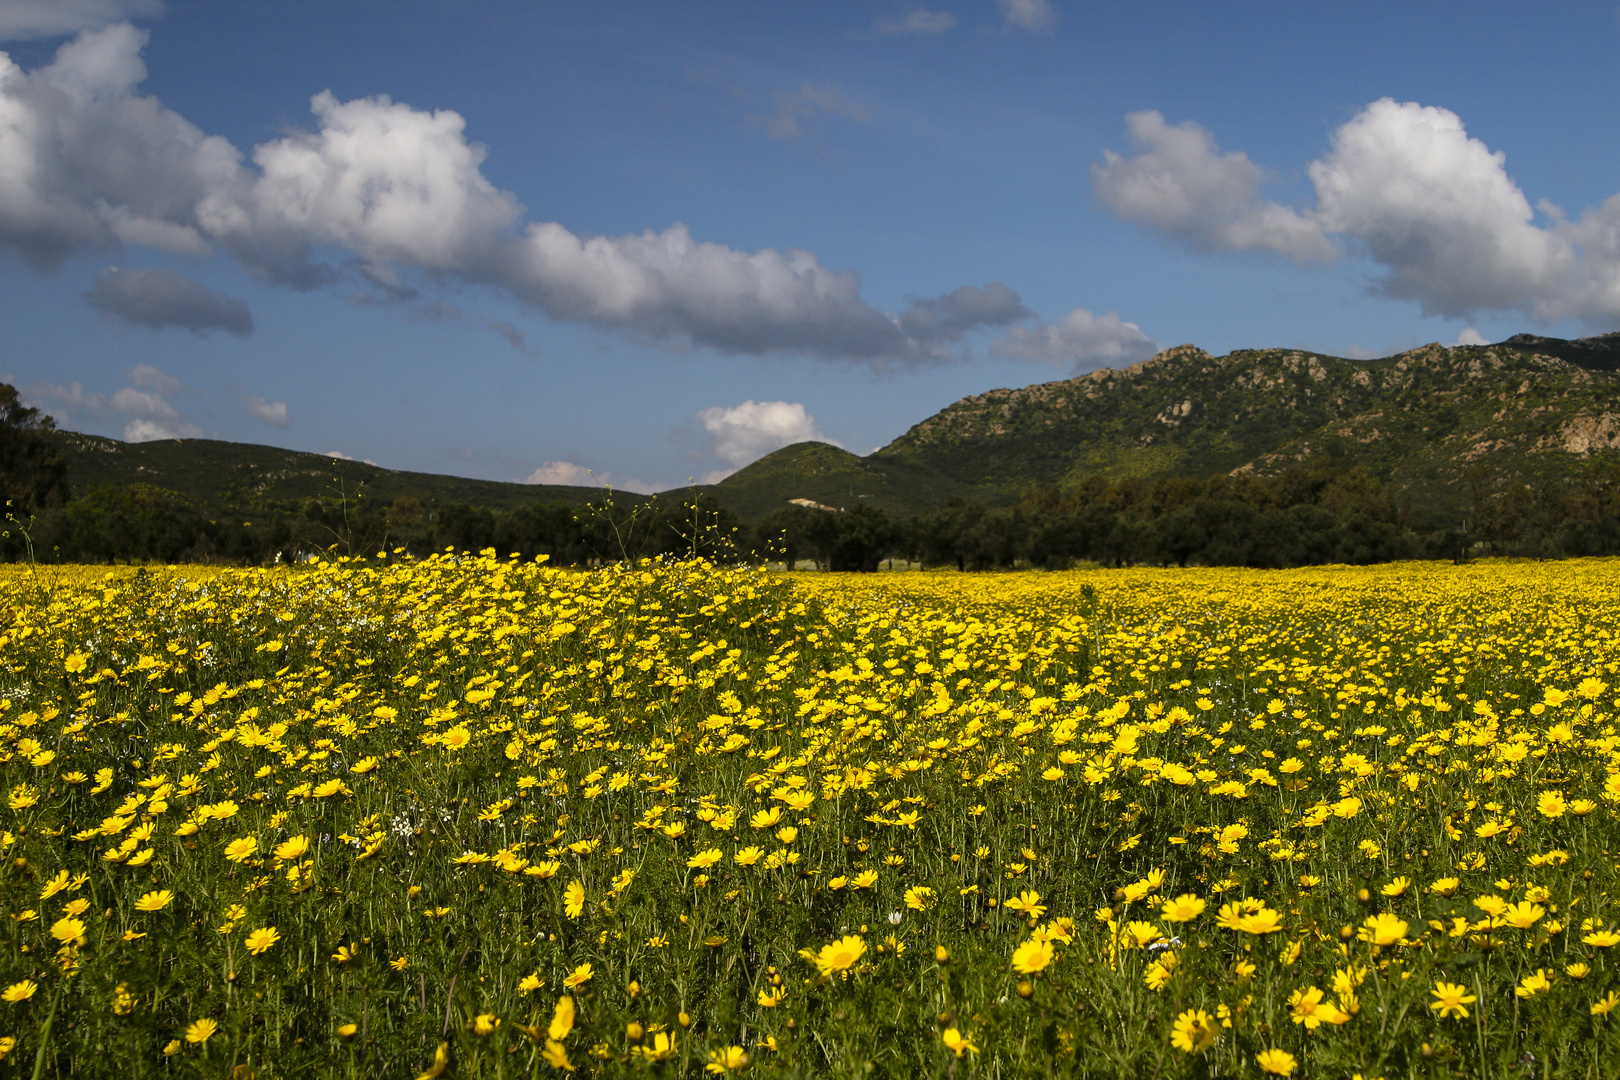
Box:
[827,505,896,572]
[0,383,71,515]
[35,484,210,563]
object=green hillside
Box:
[709,441,976,520]
[46,431,974,523]
[50,431,615,512]
[865,337,1620,522]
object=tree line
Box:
[0,483,747,567]
[9,383,1620,569]
[11,458,1620,570]
[757,466,1446,572]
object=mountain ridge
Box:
[34,331,1620,525]
[837,334,1620,523]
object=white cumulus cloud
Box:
[524,460,653,494]
[992,307,1159,370]
[26,362,200,440]
[121,416,195,441]
[1095,99,1620,324]
[695,400,835,482]
[208,89,523,285]
[1308,99,1576,318]
[502,222,907,359]
[0,24,241,269]
[0,25,1025,363]
[1092,111,1335,263]
[526,461,595,486]
[107,378,197,440]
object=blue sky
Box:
[3,0,1620,492]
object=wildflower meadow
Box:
[1,554,1618,1078]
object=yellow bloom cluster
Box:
[0,556,1618,1075]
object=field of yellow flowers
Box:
[1,554,1619,1078]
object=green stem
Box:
[30,977,62,1080]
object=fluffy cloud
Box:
[876,8,956,34]
[105,375,201,440]
[992,307,1159,369]
[1453,327,1490,347]
[525,461,594,486]
[121,416,197,441]
[83,266,252,334]
[501,223,895,359]
[0,24,238,269]
[208,89,523,286]
[500,226,1030,362]
[1308,99,1576,318]
[0,0,161,40]
[761,83,871,140]
[695,400,835,482]
[1563,195,1620,319]
[524,460,654,494]
[1093,111,1334,263]
[1096,99,1620,323]
[29,363,200,441]
[1,25,1030,362]
[243,394,288,426]
[998,0,1056,31]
